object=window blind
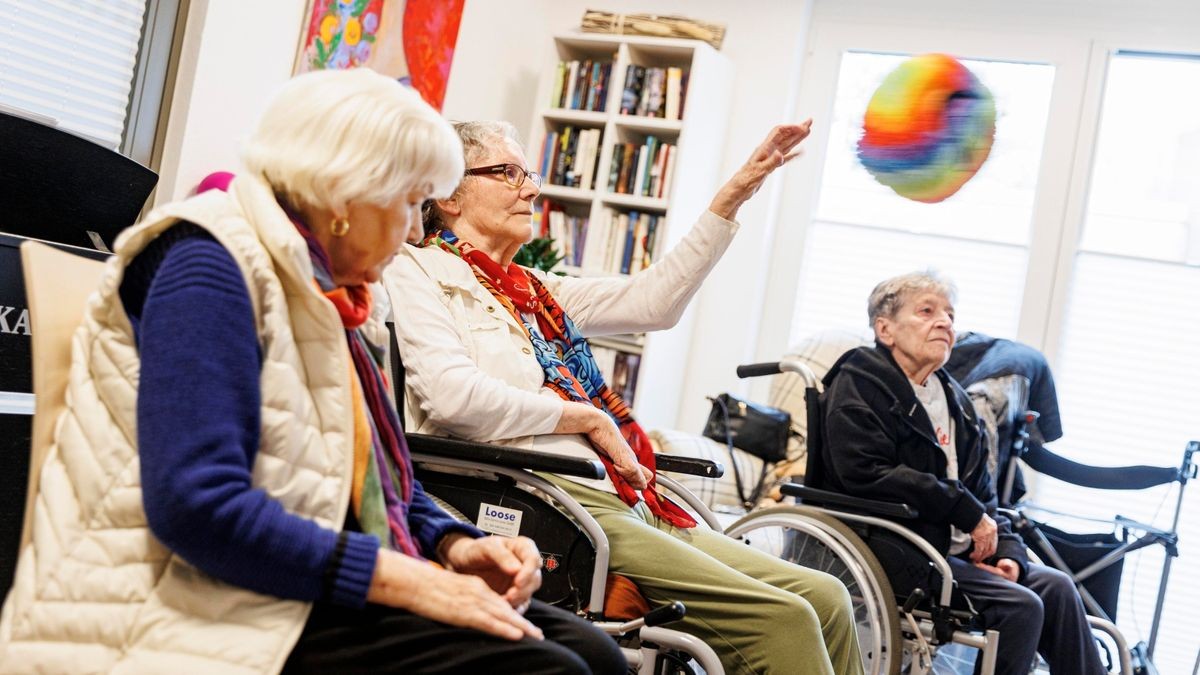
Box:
[0,0,148,149]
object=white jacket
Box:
[0,176,356,674]
[383,211,738,493]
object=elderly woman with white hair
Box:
[384,119,866,675]
[821,271,1104,675]
[0,69,624,675]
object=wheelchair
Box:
[723,351,1195,675]
[723,359,999,675]
[386,327,733,674]
[406,432,729,674]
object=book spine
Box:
[607,143,622,192]
[564,61,579,111]
[665,67,683,120]
[660,144,677,200]
[620,210,637,275]
[632,144,649,197]
[642,214,658,269]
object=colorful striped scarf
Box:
[292,217,422,557]
[423,229,696,529]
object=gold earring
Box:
[330,217,350,237]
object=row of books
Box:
[619,65,687,120]
[538,200,589,268]
[607,136,675,200]
[538,126,603,190]
[549,59,613,112]
[590,346,642,405]
[572,209,661,276]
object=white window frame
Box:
[756,20,1093,366]
[753,8,1200,669]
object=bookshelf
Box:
[528,33,732,430]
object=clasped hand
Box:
[367,534,546,641]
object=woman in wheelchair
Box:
[820,271,1105,675]
[384,118,866,675]
[0,69,625,675]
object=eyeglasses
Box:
[464,163,543,189]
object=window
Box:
[768,16,1198,671]
[1038,51,1200,670]
[0,0,181,164]
[789,52,1055,342]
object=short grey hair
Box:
[867,270,958,326]
[241,68,464,214]
[421,120,524,235]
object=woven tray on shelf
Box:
[580,10,726,49]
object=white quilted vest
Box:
[0,175,358,674]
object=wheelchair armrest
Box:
[780,483,919,520]
[407,433,606,480]
[655,454,725,478]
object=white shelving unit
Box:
[527,32,732,430]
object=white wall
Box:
[156,0,817,432]
[444,0,816,433]
[155,0,307,205]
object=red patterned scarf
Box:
[423,230,695,528]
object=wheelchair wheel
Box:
[726,506,902,675]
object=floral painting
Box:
[296,0,465,111]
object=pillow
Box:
[767,329,872,467]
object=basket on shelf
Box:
[580,10,726,50]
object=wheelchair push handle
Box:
[736,362,782,378]
[736,359,819,388]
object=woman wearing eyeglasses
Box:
[382,120,864,675]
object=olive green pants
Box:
[546,476,864,675]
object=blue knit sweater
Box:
[119,224,479,607]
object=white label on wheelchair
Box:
[476,503,522,537]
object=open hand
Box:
[366,549,544,641]
[441,534,543,610]
[709,120,814,220]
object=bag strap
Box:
[713,395,752,508]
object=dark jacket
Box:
[821,344,1028,571]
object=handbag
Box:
[702,393,792,507]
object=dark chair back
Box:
[0,110,157,249]
[801,386,828,489]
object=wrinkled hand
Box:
[366,549,543,641]
[556,402,649,489]
[969,513,999,563]
[975,558,1020,582]
[709,120,814,220]
[441,534,543,611]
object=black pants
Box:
[282,599,626,675]
[950,558,1106,675]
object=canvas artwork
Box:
[296,0,465,110]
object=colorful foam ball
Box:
[857,53,996,203]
